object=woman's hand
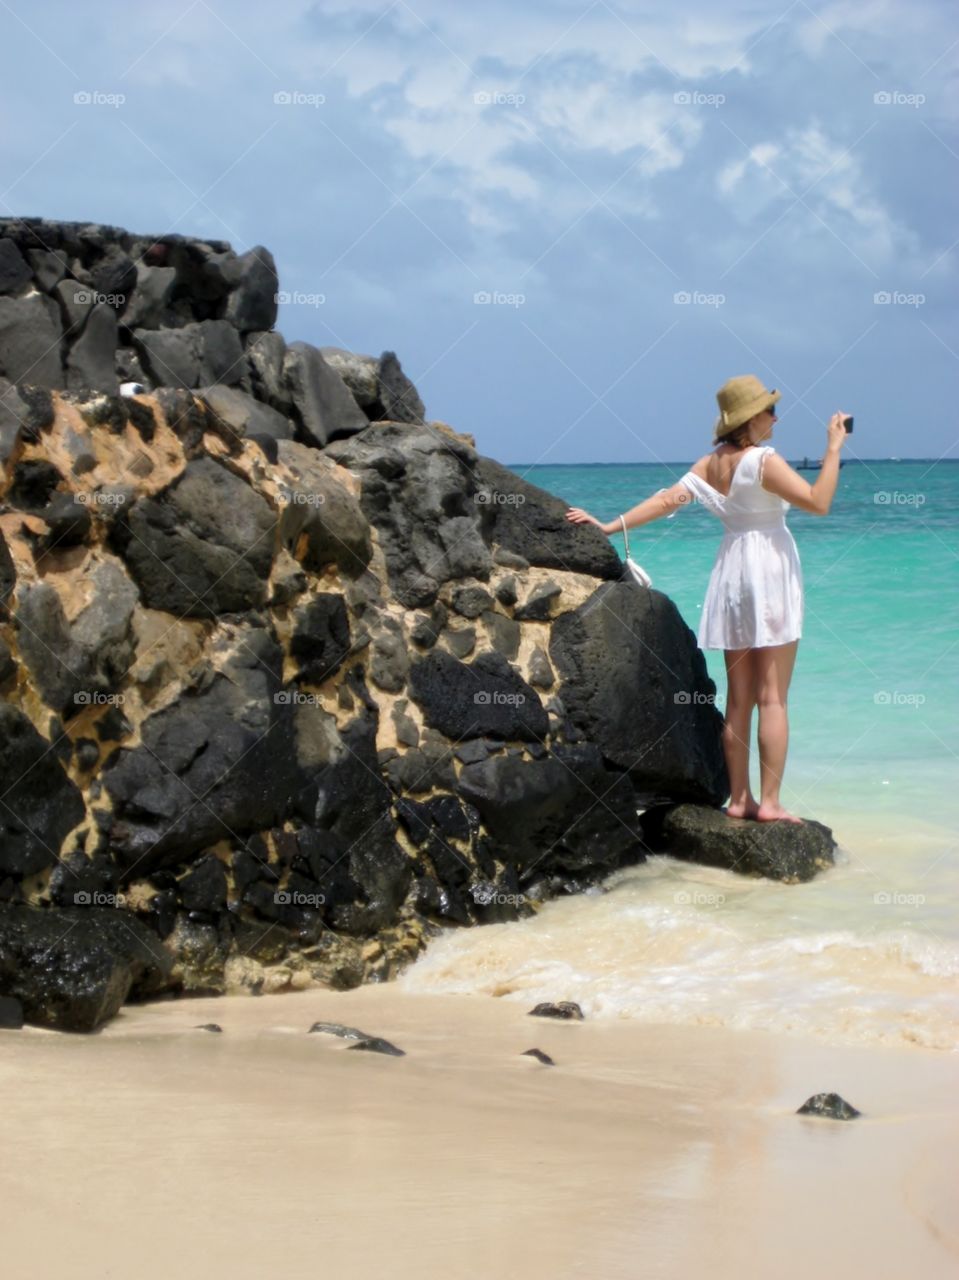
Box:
[565,507,608,533]
[826,412,849,452]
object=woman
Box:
[565,374,849,825]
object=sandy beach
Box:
[3,984,957,1280]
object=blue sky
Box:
[2,0,956,462]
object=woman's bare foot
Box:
[755,803,803,824]
[722,801,761,819]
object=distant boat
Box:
[795,456,845,471]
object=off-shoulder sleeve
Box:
[675,472,725,515]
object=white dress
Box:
[678,445,804,650]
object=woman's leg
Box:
[754,640,802,823]
[721,647,759,818]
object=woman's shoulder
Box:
[689,448,725,478]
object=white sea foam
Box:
[397,840,959,1051]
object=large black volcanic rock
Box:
[550,582,727,805]
[307,711,412,934]
[473,456,623,580]
[325,426,623,608]
[0,528,14,618]
[15,557,139,719]
[274,439,372,578]
[639,803,836,882]
[0,903,172,1032]
[320,347,426,423]
[0,705,85,877]
[0,293,63,386]
[101,626,307,877]
[0,220,431,438]
[325,423,494,607]
[290,593,352,684]
[220,245,279,332]
[133,319,246,389]
[112,456,276,618]
[282,341,369,447]
[409,648,548,742]
[0,215,810,1033]
[457,742,645,878]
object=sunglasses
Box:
[766,404,778,417]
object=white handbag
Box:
[619,514,653,588]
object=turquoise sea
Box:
[398,459,959,1050]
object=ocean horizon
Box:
[507,457,958,465]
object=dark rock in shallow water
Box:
[796,1093,861,1120]
[550,582,727,805]
[347,1035,405,1057]
[195,1023,222,1033]
[529,1001,584,1021]
[640,803,836,883]
[0,903,172,1032]
[308,1020,374,1040]
[522,1048,555,1065]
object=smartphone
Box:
[842,415,854,433]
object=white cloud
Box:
[717,142,780,195]
[289,1,802,228]
[715,121,923,269]
[535,84,702,170]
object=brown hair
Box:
[712,420,754,449]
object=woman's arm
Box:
[565,480,694,535]
[761,413,849,515]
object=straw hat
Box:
[714,375,781,438]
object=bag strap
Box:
[618,513,630,558]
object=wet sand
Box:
[3,984,958,1280]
